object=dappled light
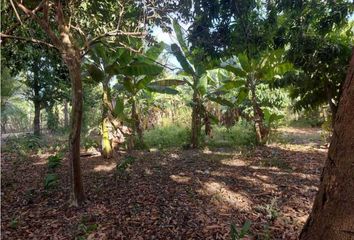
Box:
[199,181,252,211]
[93,162,116,172]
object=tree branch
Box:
[0,33,58,49]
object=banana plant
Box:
[222,50,292,144]
[170,19,234,148]
[110,43,183,149]
[86,41,179,154]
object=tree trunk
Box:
[101,81,113,158]
[131,99,144,147]
[191,91,202,148]
[1,116,7,134]
[300,48,354,240]
[33,100,41,136]
[249,78,268,144]
[62,49,85,206]
[325,83,338,128]
[63,99,69,128]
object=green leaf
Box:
[197,75,208,95]
[145,42,166,61]
[238,53,251,72]
[123,78,135,94]
[151,79,186,86]
[237,87,249,104]
[87,64,104,83]
[171,44,195,76]
[172,19,189,54]
[240,220,252,236]
[146,85,179,95]
[114,98,124,117]
[221,79,246,90]
[105,63,120,75]
[224,65,247,78]
[136,76,154,89]
[121,62,163,76]
[208,96,234,107]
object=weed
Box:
[260,157,291,171]
[44,173,59,189]
[116,156,136,174]
[9,218,18,229]
[230,220,252,240]
[47,153,62,171]
[256,198,279,221]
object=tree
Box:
[1,67,27,133]
[170,20,226,148]
[277,1,353,124]
[223,50,292,144]
[1,0,165,206]
[300,48,354,240]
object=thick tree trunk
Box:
[33,100,41,136]
[101,81,113,158]
[300,49,354,240]
[191,91,202,148]
[63,99,69,128]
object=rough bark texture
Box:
[300,48,354,240]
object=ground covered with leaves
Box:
[1,127,326,239]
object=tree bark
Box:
[300,48,354,240]
[64,51,85,206]
[33,100,41,136]
[249,77,268,144]
[101,80,113,158]
[191,90,202,148]
[63,99,69,128]
[131,99,144,147]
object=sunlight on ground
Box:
[32,153,51,165]
[170,174,191,183]
[199,181,252,211]
[94,162,116,172]
[220,157,247,167]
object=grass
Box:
[143,120,257,150]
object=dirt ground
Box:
[1,127,327,239]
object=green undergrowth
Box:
[143,121,257,150]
